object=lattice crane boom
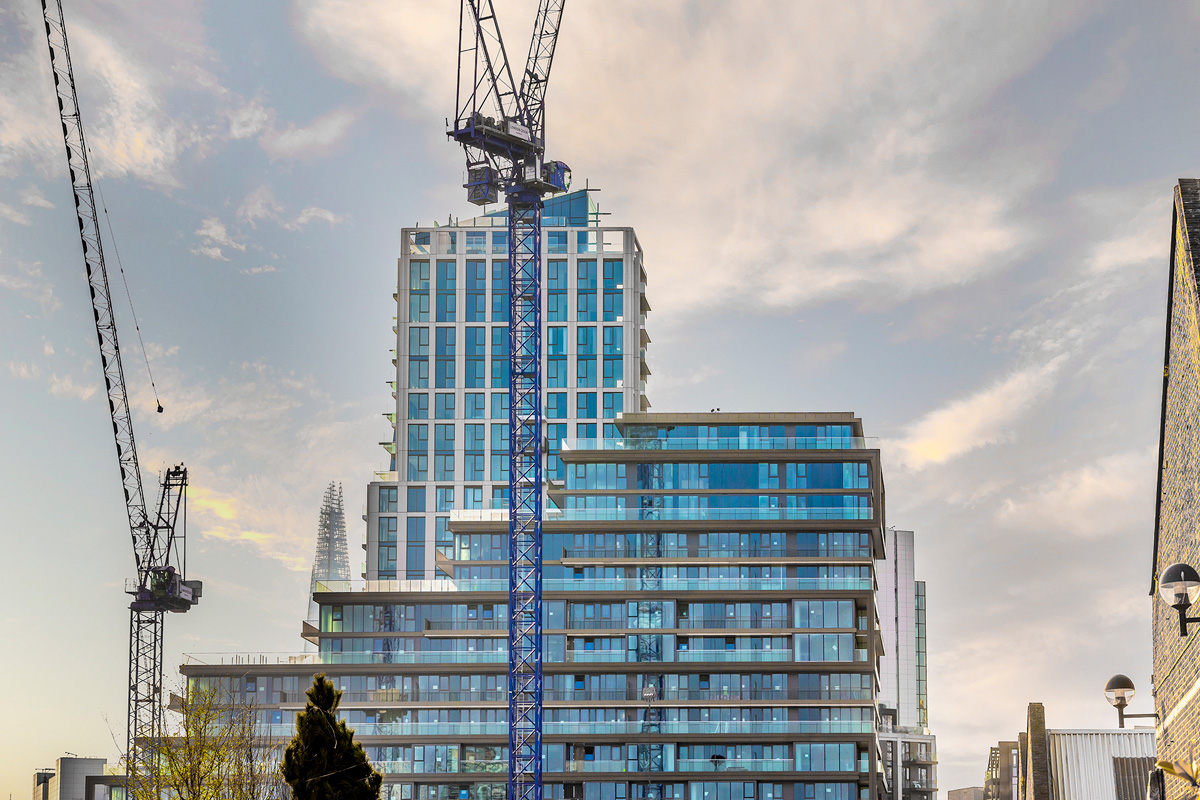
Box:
[449,5,569,800]
[39,2,200,795]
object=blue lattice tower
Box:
[508,190,544,800]
[637,460,666,800]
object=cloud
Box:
[8,361,41,380]
[282,207,344,231]
[42,340,53,356]
[888,356,1067,469]
[237,184,285,227]
[236,183,345,232]
[20,185,53,209]
[0,202,31,225]
[240,265,278,276]
[295,1,1089,317]
[0,258,60,312]
[228,101,271,140]
[190,216,246,261]
[260,108,357,160]
[47,373,98,401]
[1000,448,1157,539]
[126,360,380,573]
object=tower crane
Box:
[39,2,201,795]
[449,4,567,800]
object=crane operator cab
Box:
[129,565,202,613]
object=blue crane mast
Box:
[39,2,200,796]
[448,4,568,800]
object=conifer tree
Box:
[281,673,382,800]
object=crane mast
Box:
[450,5,567,800]
[39,2,200,795]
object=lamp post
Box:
[1104,675,1159,728]
[1157,563,1200,636]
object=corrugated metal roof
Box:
[1045,729,1156,800]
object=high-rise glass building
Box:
[365,189,650,580]
[182,412,890,800]
[875,530,936,799]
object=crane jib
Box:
[39,1,199,794]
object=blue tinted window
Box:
[577,357,596,387]
[603,259,622,288]
[548,291,567,321]
[464,424,486,451]
[603,291,621,321]
[406,487,424,512]
[577,327,596,355]
[435,327,456,356]
[408,393,428,419]
[409,327,429,356]
[547,392,567,419]
[576,423,596,439]
[436,486,455,511]
[465,327,486,356]
[492,231,508,254]
[434,454,454,481]
[492,359,509,387]
[410,293,429,321]
[465,233,485,255]
[603,357,622,387]
[407,424,428,452]
[434,424,455,451]
[435,357,455,388]
[548,357,567,387]
[492,392,509,419]
[548,231,567,254]
[547,327,567,355]
[603,392,622,419]
[465,393,486,419]
[465,358,485,388]
[435,393,455,419]
[491,423,509,452]
[436,261,456,290]
[410,261,430,290]
[577,392,597,419]
[577,260,597,289]
[491,454,510,481]
[548,260,568,290]
[577,292,596,321]
[491,326,509,355]
[603,327,623,354]
[408,359,428,388]
[407,454,427,481]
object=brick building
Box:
[1151,178,1200,798]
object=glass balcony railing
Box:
[336,688,867,704]
[315,577,873,594]
[674,650,793,662]
[450,508,873,523]
[561,437,873,452]
[676,618,790,629]
[254,720,874,738]
[676,759,794,773]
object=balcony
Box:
[676,617,790,629]
[254,720,876,738]
[560,436,873,452]
[314,577,874,594]
[450,507,873,523]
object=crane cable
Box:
[89,156,163,414]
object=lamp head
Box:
[1159,563,1200,608]
[1104,674,1135,708]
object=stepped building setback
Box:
[182,411,892,800]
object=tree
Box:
[281,673,382,800]
[128,677,287,800]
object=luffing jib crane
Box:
[448,4,567,800]
[39,1,201,795]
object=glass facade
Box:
[183,412,886,800]
[370,189,650,579]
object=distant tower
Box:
[308,483,350,618]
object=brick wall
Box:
[1154,180,1200,800]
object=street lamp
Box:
[1104,675,1158,728]
[1158,563,1200,636]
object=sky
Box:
[0,0,1190,795]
